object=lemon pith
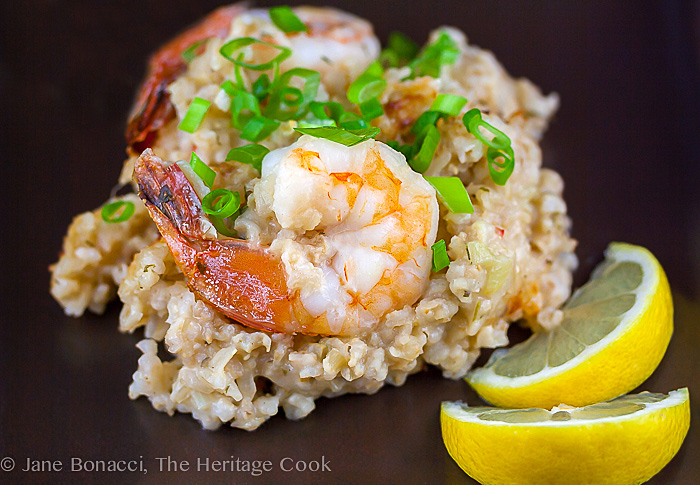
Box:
[441,388,690,485]
[467,243,673,409]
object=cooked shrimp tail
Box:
[126,3,248,153]
[135,135,438,337]
[134,149,294,333]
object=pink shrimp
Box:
[133,136,438,336]
[125,3,247,154]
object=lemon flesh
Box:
[441,388,690,485]
[467,242,673,408]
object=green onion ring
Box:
[178,97,211,133]
[189,152,216,189]
[431,240,450,272]
[269,6,307,33]
[486,145,515,186]
[462,108,511,151]
[101,200,135,223]
[240,116,280,142]
[409,124,440,173]
[201,189,241,218]
[226,144,270,172]
[294,126,380,146]
[220,37,292,72]
[425,176,474,214]
[431,93,468,117]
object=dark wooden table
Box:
[2,1,699,483]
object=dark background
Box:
[1,1,699,483]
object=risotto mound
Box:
[51,5,576,430]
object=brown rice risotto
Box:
[50,5,576,430]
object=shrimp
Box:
[126,3,247,153]
[277,7,380,94]
[126,4,379,153]
[134,136,439,336]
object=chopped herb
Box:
[189,152,216,189]
[226,144,270,172]
[425,176,474,214]
[431,93,468,117]
[202,189,240,220]
[408,31,459,79]
[431,240,450,272]
[178,97,210,133]
[231,91,261,130]
[463,108,511,150]
[463,108,515,185]
[411,110,442,135]
[486,145,515,186]
[409,124,440,173]
[269,6,307,33]
[294,126,380,146]
[347,61,386,104]
[219,37,292,71]
[143,264,155,273]
[379,32,419,68]
[359,98,384,121]
[182,39,207,63]
[220,79,239,97]
[386,140,413,159]
[265,68,320,120]
[240,116,280,142]
[251,74,271,102]
[101,200,135,223]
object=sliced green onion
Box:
[209,217,236,238]
[201,189,241,218]
[424,176,474,213]
[409,124,440,173]
[269,6,307,33]
[347,61,386,104]
[310,101,345,122]
[339,118,369,130]
[234,53,246,89]
[220,79,239,97]
[226,144,270,172]
[378,49,399,69]
[265,68,320,120]
[252,74,271,101]
[294,126,380,146]
[381,31,419,67]
[240,116,280,142]
[462,108,515,185]
[359,98,384,121]
[486,145,515,186]
[178,97,211,133]
[462,108,511,151]
[431,94,468,117]
[388,31,419,61]
[296,119,336,128]
[411,110,442,135]
[231,91,261,129]
[431,240,450,272]
[386,140,414,159]
[408,31,460,79]
[220,37,292,71]
[189,152,216,189]
[182,39,207,63]
[101,200,135,223]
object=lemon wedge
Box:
[467,242,673,408]
[441,388,690,485]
